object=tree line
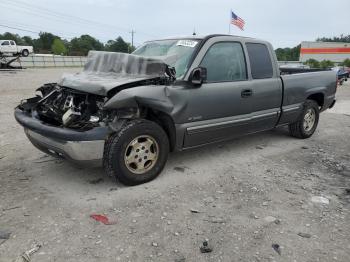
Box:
[1,31,350,67]
[0,32,135,56]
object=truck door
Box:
[244,43,282,132]
[182,41,253,147]
[1,41,12,53]
[10,41,17,53]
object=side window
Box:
[2,41,9,46]
[246,43,273,79]
[200,42,247,82]
[10,41,15,45]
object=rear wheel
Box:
[289,99,319,139]
[21,49,29,57]
[104,119,169,185]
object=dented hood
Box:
[58,51,169,96]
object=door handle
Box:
[241,89,253,98]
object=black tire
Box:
[104,119,169,185]
[21,49,29,57]
[289,99,319,139]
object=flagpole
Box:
[228,9,231,34]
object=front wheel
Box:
[104,119,169,185]
[289,99,320,139]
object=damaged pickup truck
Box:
[15,35,337,185]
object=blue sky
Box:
[0,0,349,48]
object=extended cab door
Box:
[9,41,18,53]
[182,39,253,147]
[244,42,282,132]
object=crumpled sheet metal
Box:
[58,51,169,96]
[104,84,175,114]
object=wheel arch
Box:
[307,92,324,107]
[107,105,177,152]
[104,87,178,151]
[143,107,176,152]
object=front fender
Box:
[103,85,175,115]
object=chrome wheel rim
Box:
[303,108,316,132]
[124,135,159,175]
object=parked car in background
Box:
[0,40,33,57]
[337,68,349,79]
[15,35,337,185]
[332,67,349,85]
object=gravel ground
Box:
[0,68,349,262]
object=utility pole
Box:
[130,29,135,49]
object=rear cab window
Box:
[10,41,15,45]
[246,43,273,79]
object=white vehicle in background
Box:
[0,40,33,57]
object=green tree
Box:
[128,43,136,53]
[340,58,350,67]
[105,37,130,53]
[40,32,58,50]
[275,45,300,61]
[0,32,24,44]
[319,60,334,69]
[22,36,34,46]
[33,32,60,53]
[305,59,320,68]
[51,38,67,55]
[69,35,104,55]
[316,34,350,43]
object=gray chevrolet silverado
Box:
[15,35,337,185]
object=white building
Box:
[300,41,350,63]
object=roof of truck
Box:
[147,34,259,42]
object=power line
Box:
[7,0,131,33]
[0,3,114,35]
[0,24,39,34]
[0,18,122,41]
[0,4,131,41]
[2,0,158,38]
[0,18,79,39]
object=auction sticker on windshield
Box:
[176,40,198,48]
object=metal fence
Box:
[10,55,309,69]
[14,55,87,68]
[278,61,304,67]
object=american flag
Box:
[231,11,245,31]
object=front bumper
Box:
[15,108,111,164]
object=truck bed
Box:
[278,70,337,125]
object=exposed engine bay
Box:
[19,83,107,130]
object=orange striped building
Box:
[300,41,350,63]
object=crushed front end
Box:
[14,51,176,165]
[14,83,112,164]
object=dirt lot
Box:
[0,68,349,262]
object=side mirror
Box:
[190,67,207,86]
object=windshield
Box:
[132,39,200,78]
